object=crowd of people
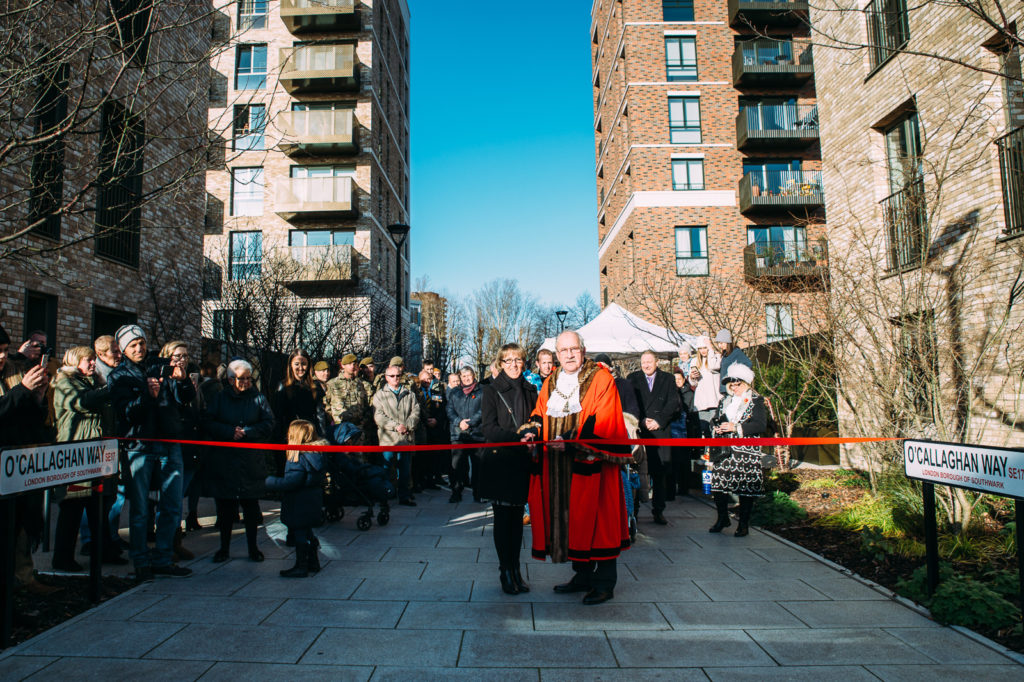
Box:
[0,320,770,606]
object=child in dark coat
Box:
[265,420,325,578]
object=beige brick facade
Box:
[203,0,411,362]
[592,0,826,346]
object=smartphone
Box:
[161,364,175,380]
[189,372,200,385]
[40,347,53,368]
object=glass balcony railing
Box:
[278,109,355,154]
[280,0,358,33]
[279,44,357,93]
[286,244,355,284]
[275,176,355,218]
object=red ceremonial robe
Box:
[528,360,631,563]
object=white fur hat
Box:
[723,362,754,385]
[693,335,710,349]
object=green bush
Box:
[860,528,897,562]
[751,491,807,526]
[895,563,1020,630]
[896,562,956,605]
[819,496,898,535]
[834,468,870,489]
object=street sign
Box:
[0,439,118,496]
[904,440,1024,499]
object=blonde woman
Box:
[688,336,722,438]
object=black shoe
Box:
[285,530,295,547]
[212,549,229,563]
[500,568,519,595]
[734,523,749,537]
[249,549,265,562]
[135,566,154,582]
[512,567,530,593]
[553,581,590,594]
[308,546,321,574]
[709,517,732,533]
[582,588,614,605]
[399,499,417,507]
[185,515,202,532]
[52,558,84,572]
[151,563,192,578]
[652,511,668,525]
[280,548,309,578]
[449,490,462,503]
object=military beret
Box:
[340,353,357,364]
[389,356,404,367]
[313,361,329,372]
[359,356,374,367]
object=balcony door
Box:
[289,229,354,263]
[741,98,796,131]
[747,226,806,264]
[743,159,801,194]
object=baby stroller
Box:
[322,425,395,530]
[622,465,641,542]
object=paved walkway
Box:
[1,491,1022,680]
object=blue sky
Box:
[407,1,599,306]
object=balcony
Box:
[733,40,814,86]
[744,238,828,288]
[280,0,358,34]
[285,244,356,293]
[278,109,356,155]
[275,176,356,220]
[739,170,824,213]
[279,44,357,94]
[728,0,809,27]
[997,126,1024,238]
[882,180,928,272]
[737,104,818,149]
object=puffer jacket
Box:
[446,384,483,443]
[53,369,108,444]
[203,386,276,499]
[372,386,420,447]
[265,443,325,529]
[108,356,196,440]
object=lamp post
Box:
[555,309,569,333]
[387,223,410,358]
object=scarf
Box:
[547,368,582,418]
[724,388,752,424]
[462,381,477,395]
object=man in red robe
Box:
[523,330,631,605]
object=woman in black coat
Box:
[271,349,328,449]
[479,343,538,595]
[204,359,275,562]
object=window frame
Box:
[232,104,266,151]
[766,303,794,342]
[674,225,709,277]
[665,36,697,82]
[866,0,910,74]
[230,166,264,217]
[662,0,695,22]
[235,44,268,90]
[671,158,705,191]
[668,96,701,144]
[229,230,262,281]
[237,0,268,31]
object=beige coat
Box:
[372,386,420,447]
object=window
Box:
[675,226,708,276]
[237,0,268,30]
[740,39,793,66]
[665,37,697,81]
[30,64,69,241]
[766,304,794,342]
[663,0,694,22]
[229,231,262,280]
[231,167,264,216]
[92,305,137,338]
[289,229,354,263]
[111,0,153,65]
[298,308,336,358]
[882,112,927,271]
[672,158,704,190]
[668,96,701,144]
[747,226,807,264]
[235,45,267,90]
[95,101,144,267]
[212,309,248,343]
[866,0,910,71]
[884,112,923,192]
[743,159,801,194]
[289,165,354,203]
[24,291,58,349]
[232,104,266,151]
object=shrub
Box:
[818,496,898,535]
[751,491,807,526]
[896,562,955,605]
[895,564,1020,630]
[834,468,870,489]
[803,477,839,489]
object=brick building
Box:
[203,0,411,364]
[0,1,212,352]
[810,2,1024,455]
[592,0,826,345]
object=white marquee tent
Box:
[540,303,697,355]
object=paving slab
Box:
[532,602,670,630]
[199,661,373,680]
[704,665,877,681]
[865,664,1024,681]
[694,579,829,602]
[541,669,709,681]
[264,598,407,628]
[459,630,617,668]
[308,560,425,580]
[397,601,534,630]
[372,667,539,681]
[23,657,213,680]
[19,620,185,658]
[86,591,169,621]
[300,628,462,667]
[607,630,775,668]
[381,547,480,563]
[726,560,843,581]
[233,574,363,599]
[883,627,1016,663]
[347,534,441,548]
[798,576,889,601]
[145,623,322,663]
[780,600,938,628]
[748,628,934,665]
[132,594,284,625]
[351,577,473,601]
[660,601,808,629]
[0,655,58,680]
[623,561,741,581]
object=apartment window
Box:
[232,104,266,151]
[996,126,1024,237]
[92,305,137,338]
[894,310,937,419]
[229,231,262,280]
[866,0,910,71]
[212,309,248,343]
[671,158,704,190]
[24,291,58,350]
[231,167,264,216]
[665,37,697,81]
[748,226,807,265]
[743,159,801,194]
[740,39,793,66]
[298,308,336,358]
[675,226,708,276]
[289,229,354,263]
[95,101,144,267]
[202,257,222,300]
[668,96,701,144]
[235,45,267,90]
[111,0,153,65]
[238,0,268,30]
[30,64,69,241]
[766,304,794,342]
[882,112,927,271]
[663,0,694,22]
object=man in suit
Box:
[627,350,681,525]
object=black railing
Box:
[866,0,909,71]
[997,126,1024,237]
[743,238,828,282]
[881,180,928,272]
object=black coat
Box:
[203,386,276,499]
[271,381,328,442]
[108,357,196,440]
[446,385,483,443]
[627,369,682,472]
[712,393,768,464]
[265,449,325,528]
[478,371,537,505]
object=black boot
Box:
[308,538,321,574]
[449,485,463,503]
[735,497,754,537]
[512,566,530,593]
[709,493,732,533]
[280,546,309,578]
[500,568,519,594]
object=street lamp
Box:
[387,223,410,358]
[555,309,569,332]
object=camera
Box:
[39,346,55,367]
[710,412,728,430]
[160,364,175,380]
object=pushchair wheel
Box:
[377,510,390,526]
[356,514,372,531]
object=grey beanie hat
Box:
[714,329,732,344]
[115,324,146,352]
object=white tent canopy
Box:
[540,303,696,355]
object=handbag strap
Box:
[494,389,516,421]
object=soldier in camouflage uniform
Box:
[359,357,377,446]
[325,353,369,445]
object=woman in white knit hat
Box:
[708,362,767,537]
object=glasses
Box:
[385,373,401,378]
[171,353,189,360]
[501,358,524,365]
[726,379,744,385]
[233,376,253,383]
[556,346,582,355]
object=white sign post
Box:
[0,439,118,496]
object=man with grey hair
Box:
[627,350,681,525]
[108,324,195,580]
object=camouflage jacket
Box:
[325,375,369,425]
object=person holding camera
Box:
[708,363,767,537]
[108,324,195,580]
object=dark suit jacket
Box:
[626,370,682,438]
